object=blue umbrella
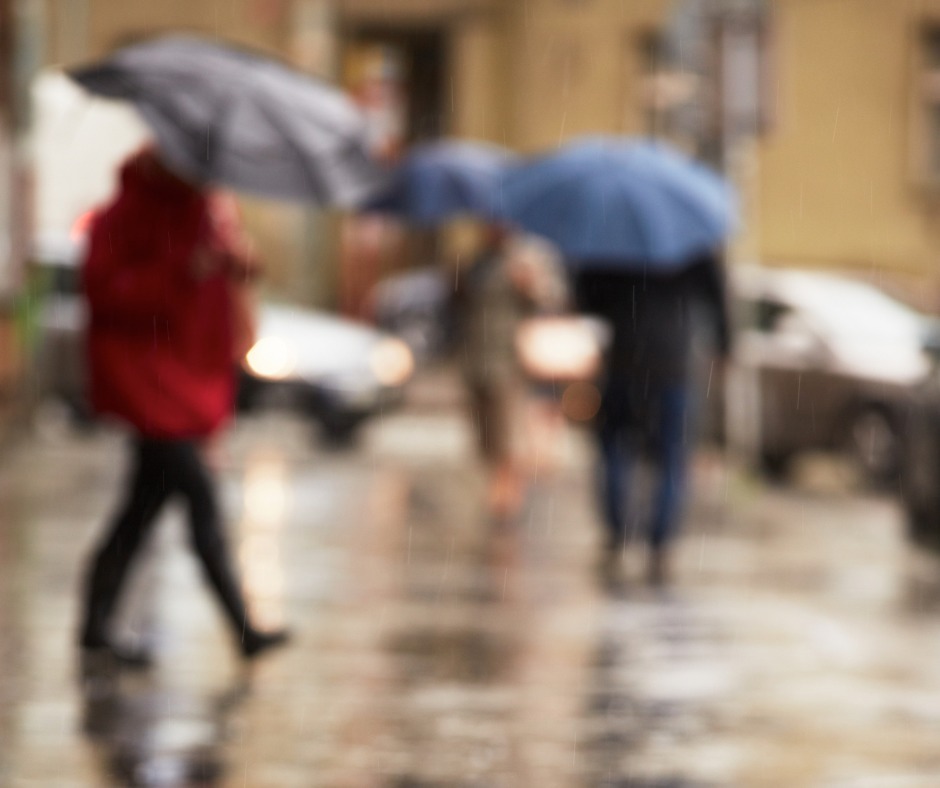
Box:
[366,140,518,226]
[499,137,736,270]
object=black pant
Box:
[595,380,689,550]
[80,437,250,647]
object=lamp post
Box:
[669,0,772,470]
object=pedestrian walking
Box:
[78,148,289,666]
[507,235,571,476]
[455,226,550,522]
[575,251,731,583]
[499,137,737,583]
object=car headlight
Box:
[515,318,601,381]
[369,337,415,387]
[245,337,296,380]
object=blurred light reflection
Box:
[239,452,290,622]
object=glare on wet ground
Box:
[3,401,940,787]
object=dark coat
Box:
[574,253,731,385]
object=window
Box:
[636,30,669,138]
[755,299,791,333]
[917,26,940,182]
[737,297,790,333]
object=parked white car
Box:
[730,267,934,482]
[32,242,414,444]
[239,303,414,442]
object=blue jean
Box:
[596,380,689,550]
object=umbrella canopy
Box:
[68,35,386,206]
[366,140,518,226]
[499,137,736,270]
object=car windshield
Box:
[785,277,922,341]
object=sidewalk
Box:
[2,401,940,786]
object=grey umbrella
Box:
[68,35,386,206]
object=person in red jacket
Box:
[79,147,288,665]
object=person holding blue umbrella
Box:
[368,140,546,522]
[455,223,560,523]
[500,137,735,583]
[365,139,518,225]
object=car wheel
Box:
[901,413,940,547]
[847,406,900,486]
[317,413,365,448]
[65,397,97,432]
[236,376,262,413]
[759,449,793,482]
[34,395,96,437]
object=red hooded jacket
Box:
[83,151,242,439]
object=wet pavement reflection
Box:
[80,660,248,786]
[3,400,940,785]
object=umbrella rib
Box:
[503,139,733,269]
[73,37,383,203]
[204,83,243,178]
[657,175,731,234]
[507,164,594,219]
[256,89,331,203]
[616,175,658,265]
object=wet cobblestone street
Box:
[3,400,940,786]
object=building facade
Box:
[758,0,940,303]
[34,0,940,309]
[341,0,940,306]
[1,0,42,420]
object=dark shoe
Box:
[599,530,627,566]
[240,628,291,660]
[597,543,625,586]
[598,543,620,572]
[81,641,154,672]
[647,548,672,587]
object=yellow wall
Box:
[348,0,672,150]
[472,0,940,301]
[450,15,506,143]
[757,0,940,293]
[42,0,291,65]
[90,0,285,58]
[41,0,940,304]
[41,0,337,305]
[496,0,672,152]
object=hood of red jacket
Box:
[118,147,205,205]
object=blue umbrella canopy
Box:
[499,137,737,270]
[366,139,518,226]
[68,35,386,207]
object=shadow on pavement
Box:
[80,658,250,787]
